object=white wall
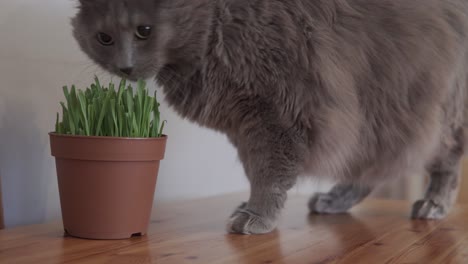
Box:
[0,0,327,228]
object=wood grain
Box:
[0,176,4,230]
[1,193,468,264]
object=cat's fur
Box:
[73,0,468,234]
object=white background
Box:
[0,0,331,227]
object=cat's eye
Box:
[97,32,114,46]
[135,26,152,40]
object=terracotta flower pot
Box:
[49,133,167,240]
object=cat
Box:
[72,0,468,234]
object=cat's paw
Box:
[309,193,349,214]
[411,199,448,219]
[227,203,276,235]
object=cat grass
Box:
[55,77,165,138]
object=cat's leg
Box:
[412,128,464,219]
[227,124,304,235]
[309,183,372,214]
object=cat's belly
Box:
[303,120,442,184]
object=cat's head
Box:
[72,0,178,80]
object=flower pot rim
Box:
[49,132,168,141]
[49,132,167,161]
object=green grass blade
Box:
[70,85,82,135]
[94,75,102,90]
[77,91,90,136]
[136,79,145,129]
[95,92,110,136]
[158,120,167,137]
[55,113,61,134]
[61,102,75,135]
[117,79,126,105]
[87,104,94,134]
[117,104,123,137]
[132,115,139,137]
[110,99,118,137]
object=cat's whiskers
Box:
[77,62,95,75]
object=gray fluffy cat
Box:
[72,0,468,234]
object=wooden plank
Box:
[0,176,4,229]
[1,193,468,264]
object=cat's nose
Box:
[119,67,133,75]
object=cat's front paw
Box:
[411,199,448,219]
[227,203,276,235]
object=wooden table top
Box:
[1,193,468,264]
